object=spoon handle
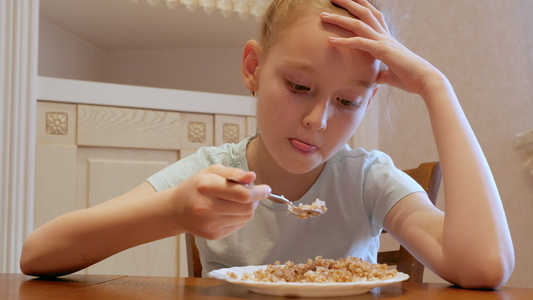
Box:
[226,176,324,218]
[226,177,248,186]
[226,177,289,205]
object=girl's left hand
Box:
[321,0,442,97]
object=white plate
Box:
[208,265,409,297]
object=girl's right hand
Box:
[170,164,271,240]
[322,0,443,98]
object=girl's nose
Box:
[302,100,329,131]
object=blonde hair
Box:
[259,0,384,55]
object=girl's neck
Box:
[246,135,324,201]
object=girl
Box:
[20,0,514,288]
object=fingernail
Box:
[321,12,330,17]
[265,186,272,195]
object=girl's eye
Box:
[285,80,310,93]
[336,97,362,110]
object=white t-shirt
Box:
[147,136,424,276]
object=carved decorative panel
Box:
[188,122,206,143]
[45,112,68,135]
[37,101,76,145]
[181,113,214,150]
[214,115,246,146]
[222,123,240,144]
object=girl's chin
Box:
[276,156,325,175]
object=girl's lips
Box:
[290,138,318,152]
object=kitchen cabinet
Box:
[35,99,256,277]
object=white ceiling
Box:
[39,0,263,51]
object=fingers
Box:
[320,1,400,67]
[230,169,257,185]
[320,1,392,55]
[330,0,389,34]
[209,163,255,184]
[326,34,384,57]
[199,164,271,204]
[321,13,380,48]
[354,0,389,32]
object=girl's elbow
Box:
[19,234,63,277]
[20,254,72,278]
[20,261,42,277]
[19,244,39,276]
[19,239,45,277]
[454,252,515,289]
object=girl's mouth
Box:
[290,138,318,153]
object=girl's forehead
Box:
[265,14,379,80]
[270,13,361,54]
[261,3,354,46]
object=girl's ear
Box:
[241,40,261,93]
[367,84,381,109]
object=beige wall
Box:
[39,19,107,82]
[38,19,249,96]
[379,0,533,288]
[104,47,247,95]
[39,0,533,288]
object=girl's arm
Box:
[20,182,175,276]
[323,0,514,288]
[384,75,515,288]
[20,165,270,276]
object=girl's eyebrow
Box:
[279,60,372,88]
[350,79,372,88]
[279,60,316,74]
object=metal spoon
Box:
[226,177,324,218]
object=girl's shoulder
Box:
[325,146,410,186]
[185,136,252,166]
[332,145,392,169]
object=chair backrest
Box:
[185,161,441,280]
[185,232,202,278]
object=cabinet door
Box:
[77,147,179,276]
[35,101,182,276]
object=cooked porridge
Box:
[227,256,397,283]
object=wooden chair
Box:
[186,161,441,281]
[185,232,202,278]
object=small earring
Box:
[251,90,256,97]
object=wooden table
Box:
[2,273,532,299]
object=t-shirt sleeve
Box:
[362,151,426,234]
[146,143,244,192]
[146,154,205,191]
[147,146,226,191]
